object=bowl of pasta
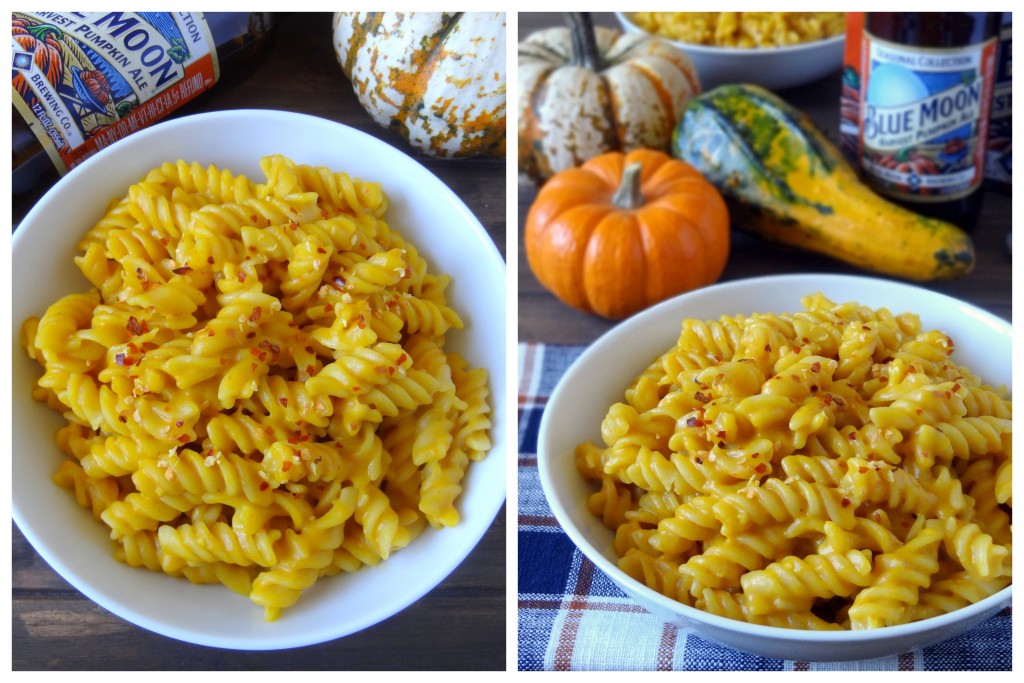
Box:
[616,12,846,90]
[11,109,507,650]
[537,274,1011,662]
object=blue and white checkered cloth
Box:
[517,342,1012,671]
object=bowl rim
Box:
[615,11,846,54]
[11,108,507,650]
[537,273,1012,648]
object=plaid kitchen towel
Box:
[517,342,1012,671]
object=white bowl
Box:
[537,274,1011,662]
[616,12,845,91]
[11,110,507,650]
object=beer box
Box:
[985,13,1011,192]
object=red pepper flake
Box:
[250,363,258,370]
[259,481,270,491]
[250,348,261,356]
[172,266,193,275]
[126,316,148,336]
[879,377,888,384]
[115,353,127,367]
[764,344,772,352]
[811,362,821,372]
[944,391,952,399]
[306,364,315,376]
[695,456,703,465]
[249,306,262,322]
[915,408,923,415]
[847,432,856,441]
[281,461,292,472]
[717,441,727,449]
[694,391,711,404]
[754,463,767,474]
[357,316,366,329]
[388,366,395,375]
[859,466,869,474]
[177,434,190,443]
[160,236,170,246]
[237,271,247,283]
[823,395,833,405]
[269,343,280,355]
[246,332,256,339]
[374,365,388,374]
[685,417,699,428]
[810,385,819,393]
[717,430,727,440]
[206,256,215,264]
[175,419,184,428]
[118,415,128,423]
[316,247,327,254]
[279,397,289,407]
[908,366,918,374]
[952,383,961,392]
[352,386,361,392]
[220,357,229,365]
[841,498,851,508]
[397,353,407,365]
[751,452,760,459]
[790,374,800,382]
[403,265,412,278]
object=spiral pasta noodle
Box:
[22,154,491,620]
[577,294,1011,629]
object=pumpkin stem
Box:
[611,163,645,210]
[564,12,603,71]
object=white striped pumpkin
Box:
[519,14,700,182]
[333,12,506,158]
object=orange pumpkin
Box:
[525,149,730,320]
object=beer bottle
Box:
[12,12,274,195]
[857,12,1000,230]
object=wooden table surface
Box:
[518,13,1012,345]
[11,12,505,671]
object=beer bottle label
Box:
[858,32,998,201]
[12,12,220,175]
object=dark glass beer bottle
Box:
[12,12,274,195]
[857,12,1000,230]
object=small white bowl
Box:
[12,110,507,650]
[537,274,1011,662]
[616,12,845,91]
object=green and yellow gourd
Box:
[671,84,974,281]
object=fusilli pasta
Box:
[576,294,1011,629]
[22,154,491,620]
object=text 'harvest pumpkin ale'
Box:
[855,12,1000,230]
[12,11,274,195]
